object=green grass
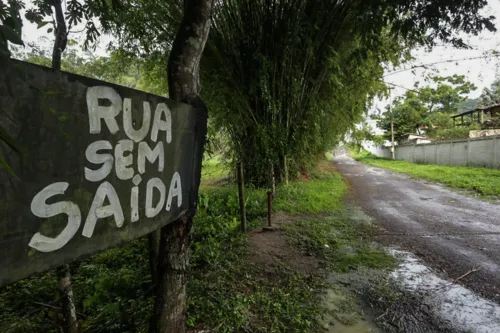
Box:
[188,159,395,332]
[325,151,333,161]
[189,175,331,332]
[355,150,500,197]
[0,156,394,333]
[284,213,396,273]
[201,155,230,182]
[274,170,347,214]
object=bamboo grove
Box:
[97,0,495,186]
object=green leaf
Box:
[0,36,10,57]
[0,25,23,46]
[3,17,20,31]
[37,21,50,29]
[58,115,68,122]
[49,107,56,114]
[0,156,19,180]
[0,126,21,153]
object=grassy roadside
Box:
[188,158,395,332]
[353,150,500,198]
[0,156,395,333]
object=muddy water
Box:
[321,285,382,333]
[318,205,382,332]
[391,249,500,333]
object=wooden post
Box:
[270,163,276,197]
[237,160,246,232]
[267,191,273,227]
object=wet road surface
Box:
[334,154,500,303]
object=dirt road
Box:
[334,154,500,303]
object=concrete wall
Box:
[368,135,500,169]
[362,141,391,158]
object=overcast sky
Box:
[375,0,500,111]
[15,0,500,112]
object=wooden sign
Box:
[0,60,205,285]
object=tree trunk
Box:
[51,2,76,332]
[281,155,288,185]
[149,1,212,332]
[148,230,160,290]
[56,265,78,333]
[51,0,67,71]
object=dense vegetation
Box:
[375,74,500,144]
[51,0,496,186]
[0,159,395,332]
[1,0,498,331]
[375,75,478,142]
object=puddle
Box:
[321,286,382,333]
[390,249,500,333]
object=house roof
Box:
[451,109,479,118]
[478,102,500,111]
[451,103,500,118]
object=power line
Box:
[384,53,500,77]
[383,81,419,93]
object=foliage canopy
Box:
[93,0,495,185]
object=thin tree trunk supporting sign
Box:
[51,1,77,331]
[149,0,212,332]
[56,265,78,333]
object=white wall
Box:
[368,135,500,169]
[362,141,391,159]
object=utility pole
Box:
[389,88,395,160]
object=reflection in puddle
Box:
[321,287,381,333]
[391,250,500,333]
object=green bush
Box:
[0,162,351,333]
[431,123,480,141]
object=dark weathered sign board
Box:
[0,59,205,286]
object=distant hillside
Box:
[458,98,480,112]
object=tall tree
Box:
[46,1,79,332]
[98,0,495,186]
[376,75,476,141]
[149,1,211,332]
[479,78,500,106]
[417,75,477,114]
[0,0,23,177]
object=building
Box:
[451,103,500,127]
